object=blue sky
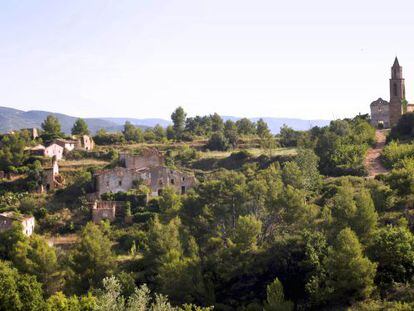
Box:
[1,0,414,119]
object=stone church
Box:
[370,58,414,128]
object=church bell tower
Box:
[389,57,406,126]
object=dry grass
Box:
[58,159,110,171]
[199,147,297,159]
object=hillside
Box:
[0,107,146,134]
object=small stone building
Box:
[55,139,77,152]
[0,212,35,236]
[77,135,95,151]
[42,157,64,192]
[91,201,117,223]
[147,166,196,196]
[44,143,64,160]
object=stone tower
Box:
[389,57,406,126]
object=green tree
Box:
[0,133,28,173]
[153,124,166,141]
[46,291,95,311]
[279,125,301,147]
[166,125,175,140]
[144,217,207,304]
[12,235,61,295]
[324,228,377,303]
[0,261,22,310]
[171,107,187,140]
[263,278,294,311]
[206,132,229,151]
[69,222,115,294]
[223,120,238,148]
[158,187,182,221]
[368,225,414,285]
[328,184,378,243]
[0,260,45,311]
[210,113,224,133]
[41,115,62,139]
[236,118,256,135]
[233,215,262,252]
[123,122,143,143]
[294,148,322,193]
[282,161,304,189]
[256,118,271,138]
[0,222,26,260]
[71,118,90,136]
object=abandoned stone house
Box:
[76,135,95,151]
[92,148,196,198]
[0,211,35,236]
[41,157,64,192]
[27,143,64,159]
[91,201,117,223]
[370,57,414,128]
[44,143,64,160]
[55,139,77,152]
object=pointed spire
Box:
[393,57,400,67]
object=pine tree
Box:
[324,228,377,303]
[71,118,90,136]
[263,277,294,311]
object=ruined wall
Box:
[81,135,95,151]
[92,201,117,223]
[0,214,35,236]
[44,144,64,160]
[95,167,150,197]
[21,217,35,236]
[147,166,196,196]
[121,148,164,169]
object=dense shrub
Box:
[382,141,414,168]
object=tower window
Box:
[394,83,398,97]
[394,68,397,77]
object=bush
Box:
[206,132,230,151]
[389,112,414,141]
[382,141,414,168]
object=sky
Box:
[1,0,414,120]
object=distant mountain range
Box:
[0,106,331,134]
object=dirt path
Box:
[364,130,388,178]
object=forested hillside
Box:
[1,108,414,310]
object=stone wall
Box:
[120,148,164,170]
[147,166,196,196]
[370,98,390,128]
[0,212,35,236]
[94,167,150,197]
[91,201,117,223]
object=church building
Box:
[370,58,414,128]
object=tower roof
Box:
[393,57,400,67]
